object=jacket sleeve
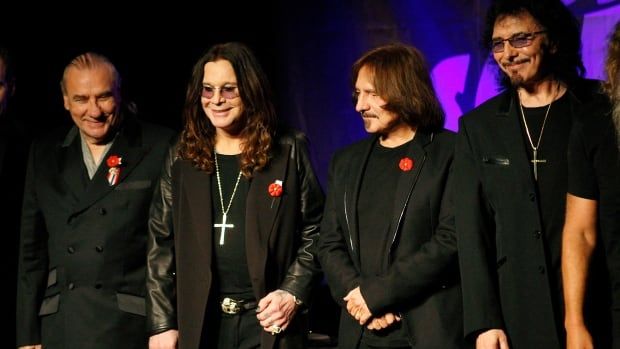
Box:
[360,159,458,314]
[317,152,362,306]
[455,118,505,339]
[16,142,48,346]
[146,140,178,335]
[277,132,325,304]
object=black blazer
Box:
[16,116,174,349]
[455,80,609,348]
[146,130,325,349]
[318,130,466,348]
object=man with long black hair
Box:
[455,0,610,348]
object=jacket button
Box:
[95,246,104,252]
[98,208,107,215]
[95,283,102,289]
[528,192,536,201]
[67,246,75,254]
[533,231,541,239]
[538,266,545,274]
[68,283,75,290]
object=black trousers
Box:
[201,310,262,349]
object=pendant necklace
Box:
[518,83,559,181]
[213,152,242,245]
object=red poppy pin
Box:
[268,180,283,197]
[106,154,123,186]
[399,157,414,172]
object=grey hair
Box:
[60,52,121,95]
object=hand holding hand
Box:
[344,286,372,325]
[256,289,299,334]
[366,312,401,330]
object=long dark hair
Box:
[178,42,276,178]
[351,43,445,132]
[483,0,584,89]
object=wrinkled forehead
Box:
[64,64,119,92]
[493,11,542,38]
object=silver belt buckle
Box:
[221,297,241,314]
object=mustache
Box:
[503,59,529,68]
[360,111,379,119]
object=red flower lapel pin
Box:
[268,179,283,208]
[106,154,123,186]
[399,157,414,172]
[268,180,283,197]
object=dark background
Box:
[4,0,619,343]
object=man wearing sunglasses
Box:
[455,0,611,348]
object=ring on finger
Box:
[271,325,282,335]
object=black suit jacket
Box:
[318,130,466,348]
[146,130,325,349]
[455,80,610,348]
[16,116,174,349]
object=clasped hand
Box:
[344,286,401,330]
[256,289,299,333]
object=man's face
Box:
[492,12,551,87]
[63,65,121,145]
[0,59,11,115]
[354,65,399,135]
[201,59,245,137]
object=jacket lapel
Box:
[183,162,214,256]
[345,137,376,267]
[72,118,148,214]
[245,143,290,296]
[495,92,536,187]
[58,127,89,205]
[387,132,429,249]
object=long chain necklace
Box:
[213,152,242,245]
[518,84,558,181]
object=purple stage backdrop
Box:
[272,0,620,184]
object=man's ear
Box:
[63,94,70,111]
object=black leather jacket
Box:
[146,130,324,339]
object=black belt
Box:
[220,297,258,315]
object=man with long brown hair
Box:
[146,42,324,349]
[318,43,465,349]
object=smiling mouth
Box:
[504,60,529,68]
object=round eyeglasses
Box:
[201,85,239,99]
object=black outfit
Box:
[357,141,411,347]
[455,79,610,348]
[147,130,325,349]
[568,98,620,347]
[318,130,467,349]
[16,114,175,349]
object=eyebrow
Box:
[492,31,536,41]
[202,82,238,86]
